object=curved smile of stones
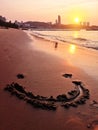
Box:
[4,74,90,111]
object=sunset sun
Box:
[74,17,80,23]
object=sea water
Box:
[29,30,98,81]
[32,30,98,50]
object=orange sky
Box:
[0,0,98,25]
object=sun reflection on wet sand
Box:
[69,44,76,54]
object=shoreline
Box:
[27,31,98,98]
[28,30,98,82]
[0,28,98,130]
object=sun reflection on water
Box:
[73,31,79,38]
[69,44,76,54]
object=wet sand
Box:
[0,28,98,130]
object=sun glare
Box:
[74,17,80,23]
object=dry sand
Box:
[0,28,98,130]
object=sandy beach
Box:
[0,28,98,130]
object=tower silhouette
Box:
[58,15,61,25]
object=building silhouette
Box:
[58,15,61,25]
[55,15,61,25]
[80,21,90,27]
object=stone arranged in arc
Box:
[4,80,90,111]
[62,73,72,78]
[17,74,25,79]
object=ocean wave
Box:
[74,37,87,41]
[31,31,98,51]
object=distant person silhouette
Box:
[55,42,58,48]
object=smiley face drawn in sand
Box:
[4,73,90,111]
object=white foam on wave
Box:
[28,30,98,81]
[32,30,98,51]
